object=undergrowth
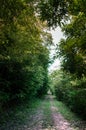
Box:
[0,98,42,130]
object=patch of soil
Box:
[51,107,74,130]
[23,109,43,130]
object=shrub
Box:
[54,72,86,119]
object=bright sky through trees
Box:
[49,27,64,72]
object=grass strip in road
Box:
[42,98,53,129]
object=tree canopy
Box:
[57,5,86,77]
[0,0,53,105]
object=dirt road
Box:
[19,95,79,130]
[1,95,85,130]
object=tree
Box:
[0,0,52,105]
[57,11,86,77]
[38,0,68,27]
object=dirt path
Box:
[49,95,75,130]
[1,95,85,130]
[20,95,79,130]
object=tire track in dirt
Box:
[49,95,79,130]
[51,105,74,130]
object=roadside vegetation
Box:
[50,70,86,120]
[0,98,43,129]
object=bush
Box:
[54,72,86,119]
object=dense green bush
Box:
[0,57,49,106]
[51,70,86,119]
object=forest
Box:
[0,0,86,127]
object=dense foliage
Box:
[0,0,53,107]
[50,70,86,119]
[57,13,86,78]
